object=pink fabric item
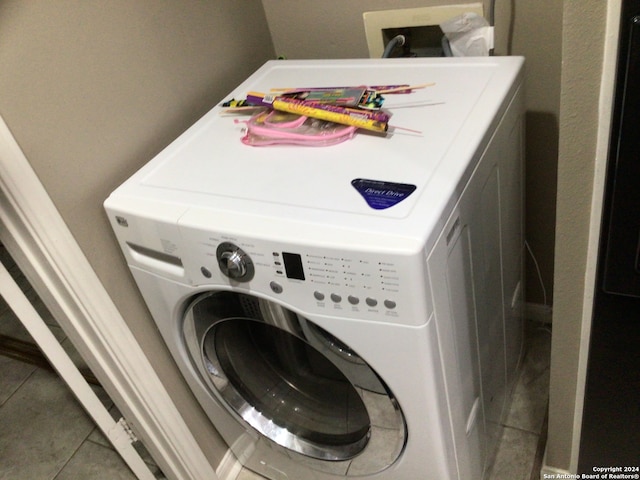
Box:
[237,110,356,146]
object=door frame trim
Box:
[0,114,217,480]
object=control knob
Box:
[216,242,254,282]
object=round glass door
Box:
[182,291,406,474]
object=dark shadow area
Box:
[525,111,559,306]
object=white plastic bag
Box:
[440,12,494,57]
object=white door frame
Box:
[0,259,156,480]
[0,114,218,480]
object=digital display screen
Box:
[282,252,305,280]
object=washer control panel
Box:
[266,251,401,312]
[179,227,428,325]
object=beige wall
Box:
[262,0,561,306]
[263,0,496,59]
[547,0,608,471]
[0,0,275,469]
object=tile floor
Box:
[0,243,551,480]
[485,321,551,480]
[0,246,163,480]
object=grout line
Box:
[0,362,37,408]
[51,449,78,480]
[500,405,549,436]
[50,391,99,480]
[499,424,540,438]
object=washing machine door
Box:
[182,291,406,475]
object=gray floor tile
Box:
[486,426,539,480]
[0,368,95,479]
[505,366,549,435]
[0,355,36,405]
[504,325,551,435]
[54,441,137,480]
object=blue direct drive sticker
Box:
[351,178,417,210]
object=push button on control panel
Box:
[306,290,398,314]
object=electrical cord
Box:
[488,0,496,27]
[525,240,548,307]
[381,34,405,58]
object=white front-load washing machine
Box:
[105,58,524,480]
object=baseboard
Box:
[526,302,553,324]
[539,446,576,479]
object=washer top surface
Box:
[113,57,522,245]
